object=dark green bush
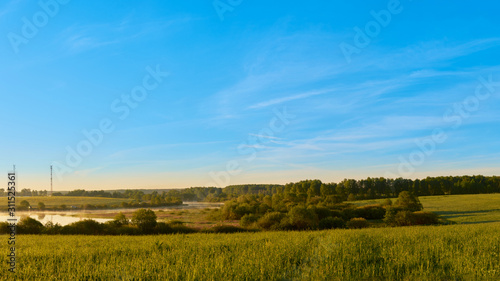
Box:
[313,206,332,220]
[257,212,286,230]
[393,211,415,226]
[204,225,246,233]
[319,217,345,230]
[240,214,259,227]
[346,218,369,229]
[62,219,104,235]
[355,205,386,220]
[285,206,319,230]
[341,208,357,221]
[18,217,44,234]
[412,211,439,225]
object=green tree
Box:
[132,209,157,232]
[286,206,319,230]
[113,212,129,227]
[18,217,44,234]
[395,191,423,211]
[19,200,30,210]
[37,202,46,210]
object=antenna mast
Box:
[50,165,53,196]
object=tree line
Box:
[211,176,500,201]
[5,175,498,202]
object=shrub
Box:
[62,219,104,235]
[240,214,259,227]
[154,222,173,234]
[204,225,246,233]
[38,202,46,210]
[393,211,415,226]
[319,217,345,230]
[18,217,44,234]
[170,224,197,234]
[384,206,399,226]
[341,208,357,221]
[0,222,10,234]
[276,217,295,230]
[115,225,142,235]
[329,210,343,218]
[412,211,439,225]
[313,207,332,220]
[43,222,62,235]
[355,205,386,220]
[286,206,319,230]
[346,218,369,229]
[324,195,343,204]
[257,212,286,230]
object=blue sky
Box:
[1,0,500,191]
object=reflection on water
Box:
[0,214,111,226]
[1,202,223,226]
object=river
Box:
[1,202,223,226]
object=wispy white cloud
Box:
[248,88,338,109]
[60,17,192,54]
[248,133,282,140]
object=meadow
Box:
[0,196,133,209]
[354,193,500,224]
[1,223,499,280]
[1,193,499,280]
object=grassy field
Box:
[2,223,499,280]
[1,196,133,209]
[2,194,499,280]
[354,193,500,224]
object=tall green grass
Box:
[2,223,499,280]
